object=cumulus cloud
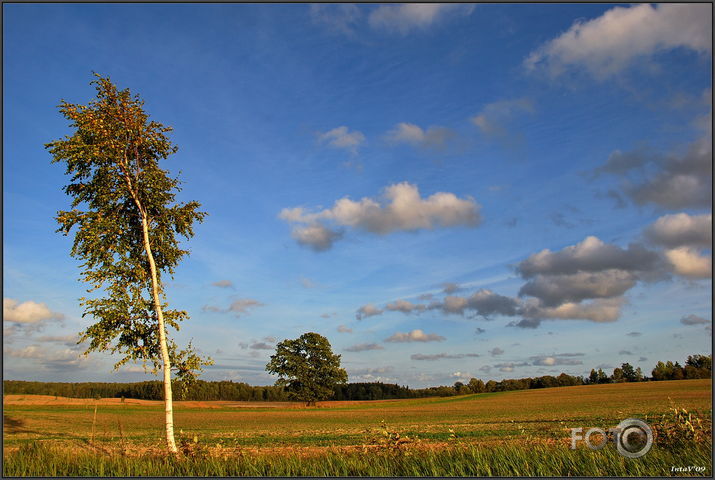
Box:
[494,361,529,373]
[385,299,426,314]
[471,98,535,142]
[356,303,383,320]
[490,347,504,357]
[4,345,88,370]
[368,4,473,34]
[385,122,455,151]
[531,354,584,366]
[281,182,481,250]
[431,289,520,318]
[517,236,662,278]
[202,298,264,317]
[680,314,710,326]
[525,4,712,79]
[645,213,712,249]
[521,297,625,323]
[507,318,542,329]
[211,280,234,289]
[595,129,712,210]
[3,298,65,325]
[291,223,343,252]
[664,247,712,279]
[519,270,637,307]
[249,342,274,350]
[442,283,460,294]
[337,324,353,333]
[318,126,366,154]
[384,329,445,343]
[474,327,486,335]
[345,343,384,352]
[411,353,480,361]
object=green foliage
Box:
[266,332,347,405]
[45,74,210,383]
[653,355,712,381]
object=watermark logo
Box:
[570,418,653,458]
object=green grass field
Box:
[3,379,712,476]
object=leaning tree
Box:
[266,332,348,406]
[47,74,211,454]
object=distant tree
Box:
[611,367,625,383]
[266,332,347,406]
[620,363,640,382]
[468,378,485,393]
[685,354,712,378]
[46,74,210,454]
[588,369,599,385]
[596,368,610,384]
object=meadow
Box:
[3,379,712,476]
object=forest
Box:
[4,354,710,401]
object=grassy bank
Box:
[3,441,712,477]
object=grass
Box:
[3,441,712,476]
[3,379,712,476]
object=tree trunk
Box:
[140,212,178,455]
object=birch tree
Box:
[46,74,210,454]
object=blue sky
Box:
[3,3,712,387]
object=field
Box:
[3,379,712,476]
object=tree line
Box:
[4,353,709,402]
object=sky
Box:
[3,3,712,388]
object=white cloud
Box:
[337,324,353,333]
[664,247,712,279]
[299,276,317,289]
[211,280,234,289]
[280,182,481,250]
[384,329,445,343]
[356,303,383,320]
[385,299,426,314]
[368,4,473,35]
[531,354,583,366]
[645,213,712,249]
[3,298,64,325]
[522,297,625,323]
[318,126,365,154]
[4,344,88,370]
[471,98,535,140]
[490,347,504,356]
[525,3,712,79]
[291,223,343,252]
[385,122,455,150]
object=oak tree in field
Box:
[266,332,348,406]
[47,74,210,454]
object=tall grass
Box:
[3,441,711,477]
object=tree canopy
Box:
[266,332,348,405]
[46,74,210,453]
